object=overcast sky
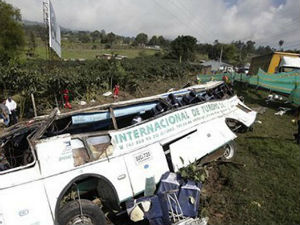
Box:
[5,0,300,49]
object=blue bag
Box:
[178,180,202,218]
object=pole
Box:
[54,95,59,108]
[219,46,223,63]
[31,93,38,117]
[43,1,50,61]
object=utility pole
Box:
[219,45,223,63]
[43,1,50,61]
[239,45,243,63]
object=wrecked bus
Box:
[0,82,256,225]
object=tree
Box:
[106,32,116,45]
[246,40,256,54]
[26,31,36,57]
[279,40,284,51]
[29,31,36,50]
[91,30,100,42]
[135,33,148,46]
[158,35,167,46]
[222,44,237,62]
[170,35,197,62]
[148,35,158,45]
[78,32,91,43]
[0,0,25,64]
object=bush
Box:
[0,56,202,114]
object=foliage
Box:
[106,32,116,45]
[78,32,91,43]
[0,56,201,113]
[90,30,100,42]
[135,33,148,46]
[179,159,208,182]
[170,35,197,62]
[197,40,276,65]
[0,0,25,64]
[148,35,158,46]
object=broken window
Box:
[86,136,112,160]
[71,138,89,166]
[0,128,36,172]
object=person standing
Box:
[294,106,300,144]
[62,89,72,109]
[113,84,120,100]
[0,99,10,127]
[5,97,18,125]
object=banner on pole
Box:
[48,0,61,57]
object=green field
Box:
[25,39,159,60]
[203,85,300,225]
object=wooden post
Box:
[31,93,37,117]
[109,107,118,129]
[54,95,59,108]
[110,75,113,91]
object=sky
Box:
[5,0,300,49]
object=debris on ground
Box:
[250,201,262,208]
[103,91,112,97]
[253,107,267,115]
[174,217,209,225]
[266,94,286,104]
[79,100,87,106]
[274,107,291,116]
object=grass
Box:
[61,48,157,59]
[23,38,158,60]
[204,84,300,225]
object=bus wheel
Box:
[57,199,107,225]
[222,141,236,160]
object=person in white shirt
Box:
[5,97,18,125]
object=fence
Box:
[197,69,300,105]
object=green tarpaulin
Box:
[197,69,300,105]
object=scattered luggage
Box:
[126,172,203,224]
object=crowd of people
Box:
[0,97,18,127]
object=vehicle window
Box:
[71,139,89,166]
[282,67,295,72]
[86,136,112,160]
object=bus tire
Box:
[57,199,107,225]
[222,141,236,160]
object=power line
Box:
[171,0,215,41]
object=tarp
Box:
[256,69,300,94]
[197,69,300,105]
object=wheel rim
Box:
[223,144,234,160]
[67,215,94,225]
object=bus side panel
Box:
[0,179,53,225]
[42,156,133,216]
[169,119,236,171]
[123,143,169,195]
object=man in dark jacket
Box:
[0,99,10,127]
[294,106,300,144]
